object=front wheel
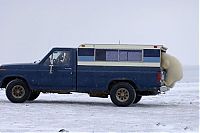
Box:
[6,79,31,103]
[110,82,136,107]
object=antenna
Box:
[119,40,121,44]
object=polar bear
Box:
[161,53,183,88]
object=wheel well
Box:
[1,76,29,88]
[108,80,138,92]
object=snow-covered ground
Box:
[0,66,199,132]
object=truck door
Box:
[38,49,75,91]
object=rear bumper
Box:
[159,86,170,92]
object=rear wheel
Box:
[6,79,30,103]
[28,91,40,101]
[133,95,142,104]
[110,82,136,107]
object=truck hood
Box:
[0,63,38,70]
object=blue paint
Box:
[143,57,160,62]
[78,56,94,61]
[77,65,161,93]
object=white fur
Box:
[161,53,183,88]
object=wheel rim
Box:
[116,88,129,102]
[11,85,25,99]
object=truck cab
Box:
[0,44,183,107]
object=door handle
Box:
[64,67,72,74]
[65,67,72,70]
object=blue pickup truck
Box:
[0,44,182,106]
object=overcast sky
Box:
[0,0,198,66]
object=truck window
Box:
[106,50,118,61]
[95,49,142,62]
[119,50,142,62]
[43,51,70,66]
[119,50,128,61]
[95,49,106,61]
[78,48,94,61]
[95,49,118,61]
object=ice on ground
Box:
[0,82,199,132]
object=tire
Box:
[133,95,142,104]
[110,82,136,107]
[28,91,40,101]
[6,79,30,103]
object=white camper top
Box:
[78,44,167,52]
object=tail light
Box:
[156,71,161,82]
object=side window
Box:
[95,49,106,61]
[119,51,128,61]
[43,51,70,66]
[119,50,142,62]
[95,49,142,62]
[95,49,118,61]
[128,50,142,61]
[78,48,94,61]
[106,50,118,61]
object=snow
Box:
[0,66,199,132]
